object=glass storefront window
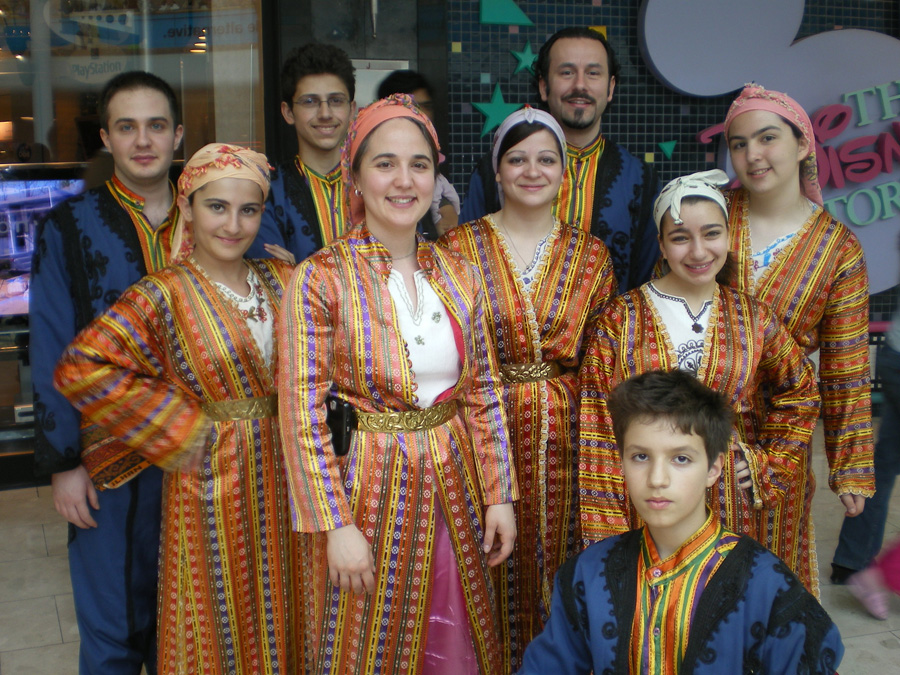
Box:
[0,0,265,164]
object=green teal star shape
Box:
[472,85,523,137]
[511,42,537,75]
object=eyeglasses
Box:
[293,95,350,110]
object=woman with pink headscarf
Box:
[277,95,518,675]
[54,144,305,672]
[723,84,875,594]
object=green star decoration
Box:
[511,41,537,75]
[472,85,523,137]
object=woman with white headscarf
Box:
[54,144,304,673]
[579,170,822,590]
[440,106,617,671]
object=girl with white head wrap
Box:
[578,168,821,599]
[653,169,729,229]
[490,106,567,208]
[440,107,617,670]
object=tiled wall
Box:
[445,0,900,317]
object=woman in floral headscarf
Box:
[723,84,874,594]
[54,144,304,673]
[277,95,518,675]
[440,106,616,672]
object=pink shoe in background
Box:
[847,567,890,620]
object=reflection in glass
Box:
[0,0,263,164]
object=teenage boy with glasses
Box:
[247,43,357,264]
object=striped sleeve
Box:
[277,258,354,532]
[53,279,210,472]
[819,236,875,496]
[578,302,631,545]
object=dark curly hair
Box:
[281,43,356,106]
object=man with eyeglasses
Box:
[247,43,357,263]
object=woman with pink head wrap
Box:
[54,143,307,672]
[277,95,518,674]
[723,84,875,594]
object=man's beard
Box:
[560,109,597,130]
[559,90,599,130]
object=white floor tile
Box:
[0,595,62,652]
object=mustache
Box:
[562,90,596,104]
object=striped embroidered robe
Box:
[278,226,518,675]
[440,216,617,672]
[54,259,304,675]
[726,188,874,500]
[579,284,822,592]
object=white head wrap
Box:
[653,169,729,231]
[492,106,567,207]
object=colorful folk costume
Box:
[580,169,822,592]
[723,85,875,591]
[519,515,844,674]
[278,97,518,675]
[460,138,658,292]
[55,145,305,674]
[440,106,618,672]
[246,156,348,262]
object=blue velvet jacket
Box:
[519,530,843,675]
[31,183,173,477]
[245,158,323,263]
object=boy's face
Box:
[281,73,356,159]
[100,87,183,194]
[621,418,723,553]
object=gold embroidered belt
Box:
[201,395,278,421]
[500,361,563,384]
[356,400,457,433]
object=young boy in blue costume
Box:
[520,370,843,674]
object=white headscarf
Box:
[653,169,729,231]
[492,106,567,207]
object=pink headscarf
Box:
[340,94,441,227]
[723,83,822,206]
[170,143,272,263]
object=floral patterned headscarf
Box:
[170,143,272,262]
[724,83,822,206]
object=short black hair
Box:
[536,27,620,84]
[99,71,180,131]
[377,70,433,100]
[495,120,564,164]
[608,370,733,468]
[281,43,356,106]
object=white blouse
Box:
[387,269,461,407]
[647,283,712,375]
